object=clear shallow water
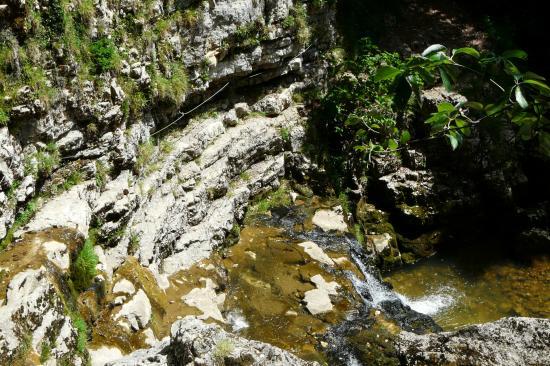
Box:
[384,252,550,330]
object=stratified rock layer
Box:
[396,317,550,366]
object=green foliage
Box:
[213,339,234,363]
[151,63,188,107]
[71,314,88,354]
[0,198,39,250]
[136,139,156,175]
[0,107,9,125]
[128,231,140,255]
[281,4,310,45]
[319,39,411,167]
[76,0,95,26]
[338,191,351,216]
[354,223,365,245]
[234,21,269,48]
[48,169,84,196]
[70,230,99,292]
[239,171,251,181]
[248,182,292,215]
[41,0,66,40]
[12,333,33,364]
[25,143,60,178]
[39,341,52,363]
[376,44,550,156]
[94,160,109,190]
[280,127,291,144]
[89,37,118,74]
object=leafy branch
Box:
[375,44,550,155]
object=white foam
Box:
[397,292,455,315]
[227,311,249,332]
[349,253,456,316]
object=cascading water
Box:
[349,251,455,317]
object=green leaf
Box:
[463,101,484,110]
[446,133,459,150]
[524,71,546,81]
[439,67,452,91]
[515,86,529,109]
[511,112,538,125]
[400,130,411,144]
[502,49,528,60]
[422,44,447,57]
[437,102,455,113]
[452,47,480,59]
[387,139,399,151]
[374,66,402,82]
[485,101,506,116]
[523,79,550,94]
[504,60,521,77]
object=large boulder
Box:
[396,317,550,366]
[107,316,319,366]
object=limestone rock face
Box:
[102,100,305,279]
[21,182,97,237]
[107,317,319,366]
[0,268,84,364]
[396,317,550,366]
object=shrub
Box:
[76,0,95,26]
[89,37,118,74]
[290,4,310,45]
[25,143,60,178]
[234,21,268,48]
[279,127,291,144]
[70,230,99,292]
[151,63,188,107]
[248,181,292,215]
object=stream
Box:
[89,195,549,364]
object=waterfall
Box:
[349,252,455,316]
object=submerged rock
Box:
[303,274,340,315]
[298,241,335,266]
[182,278,225,323]
[396,317,550,366]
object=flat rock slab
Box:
[182,278,225,323]
[312,206,348,232]
[298,241,334,266]
[303,274,340,315]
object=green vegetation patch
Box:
[70,230,99,292]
